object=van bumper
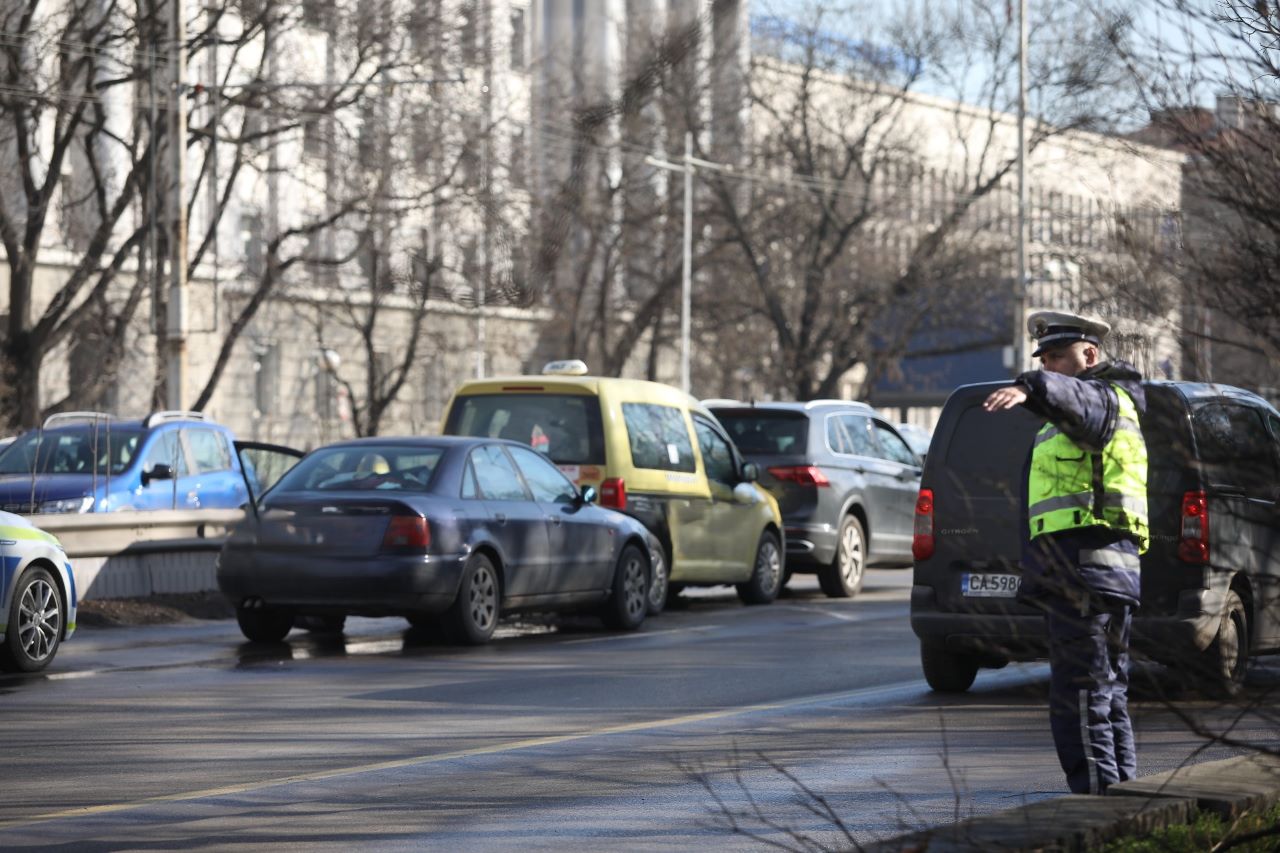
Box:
[1133,588,1225,658]
[909,585,1046,661]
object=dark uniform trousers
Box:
[1044,595,1137,794]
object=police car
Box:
[0,511,76,673]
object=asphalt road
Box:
[2,569,1277,851]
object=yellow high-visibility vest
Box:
[1027,384,1148,553]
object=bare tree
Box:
[692,0,1139,401]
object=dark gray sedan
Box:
[217,436,652,645]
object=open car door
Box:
[234,441,304,516]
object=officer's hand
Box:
[983,385,1027,412]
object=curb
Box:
[868,753,1280,852]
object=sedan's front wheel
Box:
[0,566,64,673]
[445,553,500,645]
[236,604,294,644]
[602,544,649,630]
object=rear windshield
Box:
[712,411,808,455]
[272,446,443,493]
[0,428,143,476]
[445,394,605,465]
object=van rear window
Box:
[942,403,1039,497]
[445,394,605,465]
[712,411,808,455]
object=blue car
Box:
[217,436,654,645]
[0,411,251,514]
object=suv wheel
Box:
[818,515,866,598]
[736,531,783,605]
[920,640,979,693]
[0,567,64,673]
[1198,590,1249,697]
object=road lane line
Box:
[0,664,1048,831]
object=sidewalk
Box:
[869,753,1280,852]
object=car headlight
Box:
[38,496,95,513]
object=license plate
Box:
[961,573,1021,598]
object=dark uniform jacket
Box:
[1014,360,1146,609]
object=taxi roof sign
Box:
[542,359,590,376]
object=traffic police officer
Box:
[983,310,1148,795]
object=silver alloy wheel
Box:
[468,564,498,632]
[757,537,782,594]
[622,552,647,621]
[18,576,61,663]
[1221,609,1243,681]
[839,519,865,585]
[647,549,668,611]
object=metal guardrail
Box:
[32,509,245,559]
[24,509,250,600]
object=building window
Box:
[460,0,480,66]
[253,344,280,416]
[302,119,325,158]
[510,8,526,70]
[241,212,264,279]
[301,0,331,28]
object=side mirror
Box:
[732,482,758,504]
[141,463,174,486]
[579,485,597,504]
[740,462,759,483]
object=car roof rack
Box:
[143,410,209,428]
[42,411,115,430]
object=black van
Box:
[911,380,1280,694]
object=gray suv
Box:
[709,401,922,597]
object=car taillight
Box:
[382,516,431,551]
[912,488,935,560]
[600,478,626,510]
[766,465,831,487]
[1178,490,1209,564]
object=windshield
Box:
[271,445,443,494]
[445,394,605,465]
[0,428,143,476]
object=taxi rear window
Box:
[621,403,697,473]
[445,394,605,465]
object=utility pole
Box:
[645,131,695,394]
[1013,0,1029,375]
[166,0,188,409]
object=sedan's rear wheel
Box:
[236,604,294,644]
[736,531,783,605]
[602,544,649,630]
[0,567,64,673]
[445,553,499,645]
[818,515,865,598]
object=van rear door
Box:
[917,385,1041,613]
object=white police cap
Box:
[1027,310,1111,357]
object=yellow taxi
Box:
[441,361,784,611]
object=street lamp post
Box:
[645,131,695,394]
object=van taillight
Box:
[767,465,831,487]
[912,488,935,560]
[1178,490,1209,564]
[600,478,626,509]
[383,516,431,551]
